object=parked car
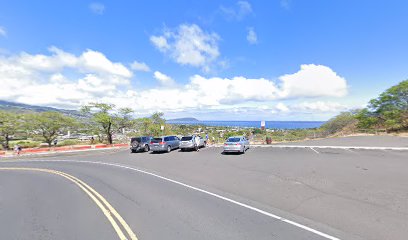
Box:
[150,136,180,153]
[180,135,206,151]
[223,136,249,154]
[130,136,152,153]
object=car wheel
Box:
[144,145,149,152]
[167,146,171,153]
[131,149,136,153]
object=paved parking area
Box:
[278,135,408,147]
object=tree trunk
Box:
[107,133,113,144]
[5,134,10,150]
[107,122,113,144]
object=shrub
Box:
[57,139,81,146]
[321,111,358,135]
[10,140,41,148]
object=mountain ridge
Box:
[0,100,84,118]
[167,117,199,121]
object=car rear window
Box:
[181,136,193,141]
[227,137,241,142]
[131,137,142,142]
[151,138,163,143]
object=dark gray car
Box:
[150,136,180,153]
[130,136,152,153]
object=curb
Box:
[0,144,129,158]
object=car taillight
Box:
[224,143,228,146]
[159,142,166,145]
[236,143,241,146]
[150,142,154,144]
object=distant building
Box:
[261,120,265,130]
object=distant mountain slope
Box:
[0,100,84,118]
[167,117,199,121]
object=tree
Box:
[81,103,134,144]
[149,112,166,136]
[355,108,380,129]
[135,117,153,135]
[0,111,22,150]
[177,124,190,136]
[362,80,408,130]
[321,111,358,134]
[29,112,76,147]
[116,107,135,133]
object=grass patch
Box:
[9,140,41,148]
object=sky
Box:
[0,0,407,121]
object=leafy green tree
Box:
[116,108,135,132]
[149,112,166,136]
[0,111,22,149]
[177,124,190,136]
[29,112,76,147]
[361,80,408,130]
[135,117,153,135]
[81,103,134,144]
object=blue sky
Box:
[0,0,407,120]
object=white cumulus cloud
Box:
[130,60,150,72]
[150,24,220,72]
[149,36,170,52]
[0,47,132,108]
[279,64,348,98]
[153,71,175,86]
[276,102,290,112]
[0,47,350,117]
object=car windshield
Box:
[181,136,193,141]
[151,138,163,143]
[227,137,241,142]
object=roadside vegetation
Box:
[0,80,407,150]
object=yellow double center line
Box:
[0,167,138,240]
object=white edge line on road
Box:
[251,145,408,151]
[0,159,341,240]
[310,147,320,154]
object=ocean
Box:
[166,120,325,129]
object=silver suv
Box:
[150,136,180,153]
[180,135,206,151]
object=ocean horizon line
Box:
[166,120,326,129]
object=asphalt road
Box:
[1,136,407,240]
[0,161,329,240]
